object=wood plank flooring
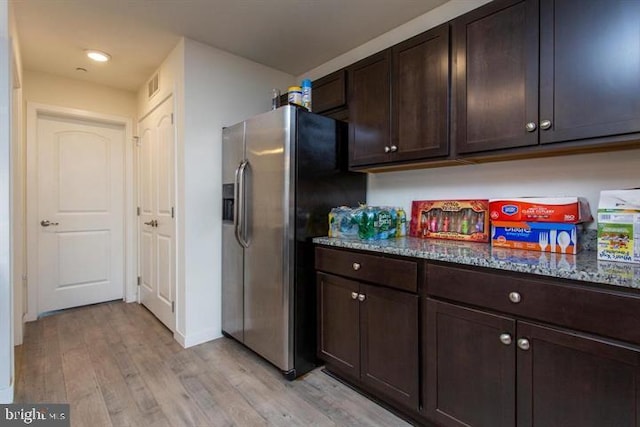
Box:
[14,301,411,427]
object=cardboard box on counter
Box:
[489,197,592,223]
[410,199,489,242]
[597,189,640,264]
[492,221,580,254]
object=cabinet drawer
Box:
[427,263,640,346]
[316,247,417,293]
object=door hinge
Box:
[133,136,141,147]
[171,301,175,313]
[137,206,141,216]
[137,276,141,286]
[171,113,174,125]
[171,207,175,218]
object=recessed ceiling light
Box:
[85,49,111,62]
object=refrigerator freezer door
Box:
[244,107,295,371]
[221,122,245,342]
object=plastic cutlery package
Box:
[492,221,581,254]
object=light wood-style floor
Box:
[14,301,410,427]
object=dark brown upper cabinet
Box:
[539,0,640,145]
[453,0,539,154]
[348,50,392,167]
[455,0,640,155]
[392,23,450,161]
[348,25,451,169]
[312,70,347,114]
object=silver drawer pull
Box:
[357,293,366,302]
[351,292,358,300]
[352,262,361,271]
[508,292,521,304]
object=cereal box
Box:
[489,197,592,223]
[597,189,640,264]
[491,221,580,254]
[410,200,489,242]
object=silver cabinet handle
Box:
[517,338,530,351]
[384,146,391,153]
[525,122,537,132]
[499,333,512,345]
[390,145,398,152]
[351,292,358,300]
[540,119,552,130]
[357,293,366,302]
[352,262,361,271]
[508,292,521,304]
[40,220,59,227]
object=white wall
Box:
[24,70,137,119]
[300,0,639,230]
[180,38,294,346]
[137,38,293,347]
[9,3,23,347]
[367,150,640,229]
[1,0,14,404]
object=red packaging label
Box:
[489,198,592,223]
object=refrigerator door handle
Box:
[236,160,250,248]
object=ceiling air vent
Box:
[147,72,159,99]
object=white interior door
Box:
[138,97,176,331]
[36,114,125,313]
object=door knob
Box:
[144,220,154,226]
[40,220,59,227]
[352,262,361,271]
[540,119,552,130]
[525,122,537,132]
[384,146,391,153]
[351,292,358,300]
[389,145,398,152]
[357,293,366,302]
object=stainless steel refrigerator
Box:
[221,105,366,379]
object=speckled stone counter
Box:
[313,236,640,290]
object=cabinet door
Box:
[317,273,360,379]
[453,0,539,154]
[517,322,640,427]
[392,24,450,161]
[539,0,640,145]
[312,70,347,114]
[348,50,391,166]
[426,299,516,427]
[360,283,419,411]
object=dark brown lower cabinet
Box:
[426,299,516,427]
[517,321,640,427]
[426,298,640,427]
[317,273,360,380]
[317,272,419,411]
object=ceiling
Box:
[10,0,449,92]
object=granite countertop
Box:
[313,236,640,290]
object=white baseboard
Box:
[0,384,14,403]
[174,328,221,349]
[125,292,137,303]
